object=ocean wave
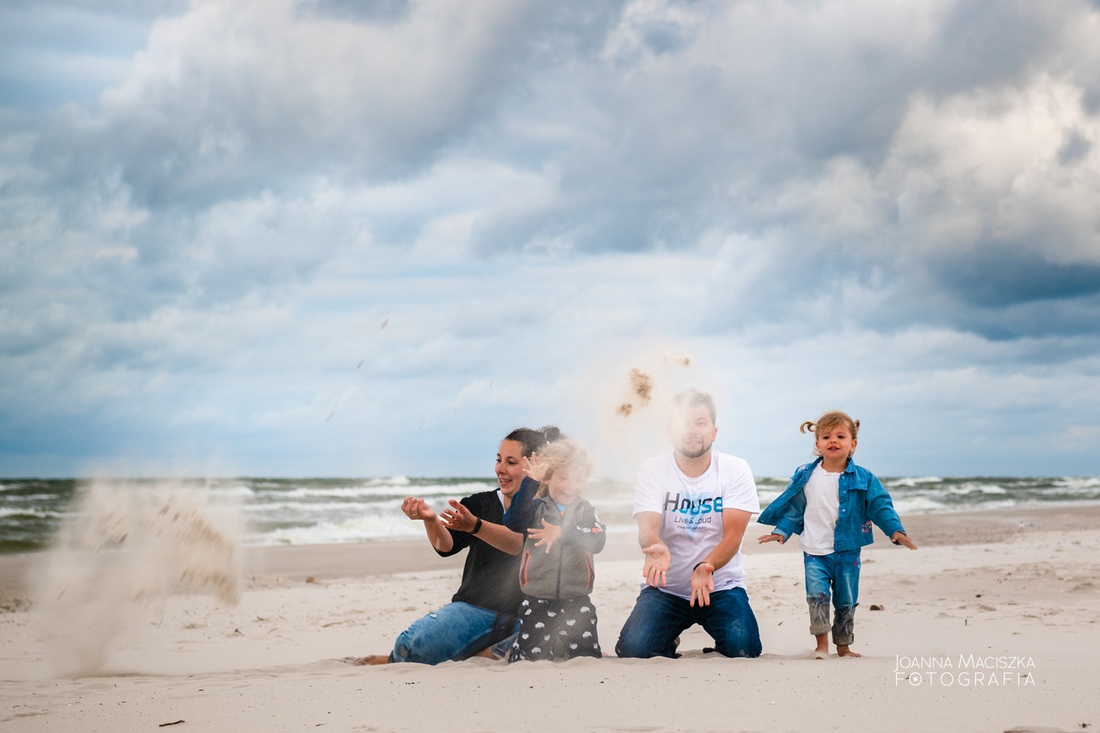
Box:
[4,475,1100,554]
[887,477,945,487]
[0,507,65,519]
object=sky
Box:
[1,0,1099,480]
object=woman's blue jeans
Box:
[390,602,518,664]
[615,585,762,659]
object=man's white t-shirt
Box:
[633,451,760,600]
[799,464,840,555]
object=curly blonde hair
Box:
[800,410,860,458]
[534,438,595,498]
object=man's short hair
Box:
[672,389,716,424]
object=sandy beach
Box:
[1,505,1097,732]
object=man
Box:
[615,389,762,658]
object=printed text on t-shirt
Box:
[663,492,724,515]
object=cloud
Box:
[32,0,549,208]
[2,0,1100,477]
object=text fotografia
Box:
[895,655,1036,687]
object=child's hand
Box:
[891,531,918,550]
[521,454,548,483]
[529,518,562,553]
[757,533,785,544]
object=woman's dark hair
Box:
[504,425,563,457]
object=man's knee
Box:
[711,591,762,658]
[714,624,762,658]
[616,603,677,659]
[615,618,657,658]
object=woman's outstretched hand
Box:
[401,497,436,522]
[440,499,478,532]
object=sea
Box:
[2,475,1099,555]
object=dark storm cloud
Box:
[3,0,1100,476]
[30,1,553,211]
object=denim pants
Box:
[390,602,518,664]
[615,586,762,659]
[804,549,860,646]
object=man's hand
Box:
[690,561,715,606]
[641,543,670,587]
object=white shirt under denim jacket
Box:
[757,458,906,551]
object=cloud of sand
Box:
[573,344,728,481]
[34,480,242,677]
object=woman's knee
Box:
[391,621,435,664]
[390,612,457,664]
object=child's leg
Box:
[558,595,601,660]
[510,597,556,662]
[831,550,861,657]
[804,553,833,657]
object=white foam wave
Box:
[887,477,945,488]
[0,507,62,519]
[251,515,424,545]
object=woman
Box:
[355,426,559,665]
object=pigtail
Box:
[799,421,816,434]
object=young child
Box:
[757,411,917,658]
[507,438,606,662]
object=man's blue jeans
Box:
[390,602,518,664]
[804,549,860,646]
[615,586,762,659]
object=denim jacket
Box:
[757,458,905,552]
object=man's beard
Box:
[676,440,711,459]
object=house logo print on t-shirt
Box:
[663,491,724,538]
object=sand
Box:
[1,505,1098,732]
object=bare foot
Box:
[836,645,862,658]
[348,655,390,666]
[812,632,829,659]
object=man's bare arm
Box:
[690,508,752,606]
[637,511,670,587]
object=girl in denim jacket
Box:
[757,411,917,658]
[507,438,606,661]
